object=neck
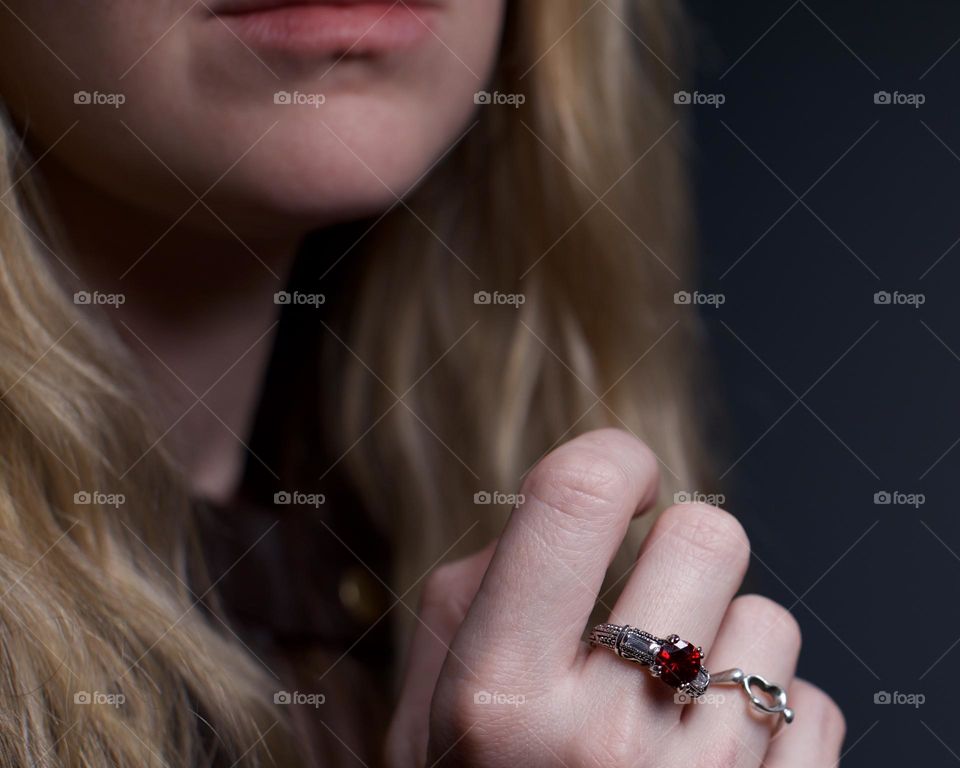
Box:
[44,161,306,504]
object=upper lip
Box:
[213,0,439,15]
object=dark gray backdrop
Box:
[684,1,960,764]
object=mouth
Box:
[211,0,442,58]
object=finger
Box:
[586,503,750,700]
[763,679,846,767]
[385,542,497,768]
[458,429,660,674]
[683,595,803,766]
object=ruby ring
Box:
[588,623,794,724]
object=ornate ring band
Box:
[588,623,794,724]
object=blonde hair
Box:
[334,0,704,609]
[0,129,280,763]
[0,0,704,764]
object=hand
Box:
[386,429,845,767]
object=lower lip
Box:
[216,3,439,57]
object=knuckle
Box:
[524,451,632,523]
[420,545,493,616]
[419,565,451,608]
[655,503,751,575]
[419,564,467,625]
[730,594,802,652]
[450,681,487,724]
[823,694,847,742]
[431,680,526,761]
[571,727,635,768]
[797,679,846,743]
[522,431,655,525]
[692,740,745,768]
[576,428,660,478]
[433,680,484,739]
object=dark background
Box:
[684,1,960,764]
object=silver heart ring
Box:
[710,668,795,724]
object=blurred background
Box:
[683,1,960,763]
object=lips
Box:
[213,0,441,14]
[214,0,432,13]
[212,0,442,57]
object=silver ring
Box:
[710,668,795,724]
[588,623,794,724]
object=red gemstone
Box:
[656,638,702,688]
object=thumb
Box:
[385,539,497,768]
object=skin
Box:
[0,1,501,227]
[0,0,505,500]
[388,430,847,767]
[0,2,844,765]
